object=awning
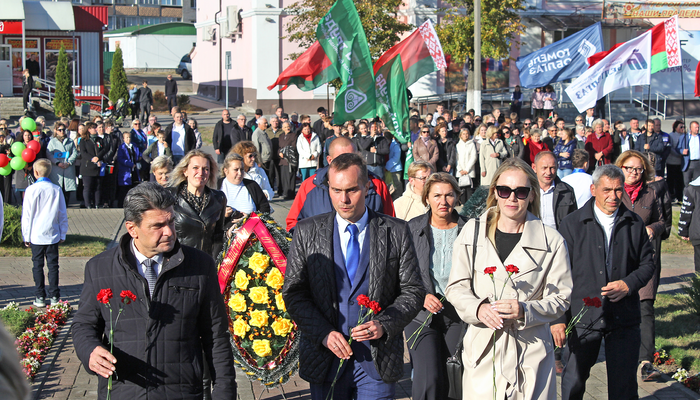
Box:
[4,0,25,20]
[24,1,75,31]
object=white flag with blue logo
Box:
[566,31,651,113]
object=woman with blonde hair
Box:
[446,157,572,399]
[168,150,226,258]
[479,125,508,186]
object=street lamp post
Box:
[474,0,482,116]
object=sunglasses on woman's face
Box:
[495,185,531,200]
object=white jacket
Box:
[456,139,478,187]
[296,133,321,169]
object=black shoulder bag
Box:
[446,219,479,399]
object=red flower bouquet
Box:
[555,296,602,350]
[98,289,136,400]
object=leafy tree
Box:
[285,0,412,60]
[53,45,75,117]
[437,0,525,65]
[109,46,128,104]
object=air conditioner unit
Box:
[203,25,216,42]
[224,5,240,37]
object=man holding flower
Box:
[283,153,424,400]
[72,182,237,399]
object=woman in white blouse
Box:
[232,140,275,201]
[296,122,321,180]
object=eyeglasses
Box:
[57,129,65,132]
[413,175,429,181]
[495,185,532,200]
[523,123,531,126]
[421,130,430,133]
[246,153,257,158]
[622,166,644,174]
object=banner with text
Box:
[516,23,603,88]
[566,31,651,112]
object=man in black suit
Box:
[555,164,655,400]
[283,153,424,400]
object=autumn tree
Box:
[437,0,525,65]
[284,0,412,61]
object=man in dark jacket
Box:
[286,137,395,231]
[283,153,424,399]
[164,75,178,111]
[212,109,235,164]
[137,81,154,124]
[232,114,252,146]
[312,107,331,143]
[164,112,196,165]
[532,151,578,229]
[22,69,33,112]
[72,182,237,400]
[354,121,390,179]
[611,122,635,162]
[634,119,668,174]
[555,164,655,400]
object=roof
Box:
[105,22,196,37]
[24,1,75,31]
[4,0,25,20]
[74,6,109,32]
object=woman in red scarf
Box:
[615,149,665,381]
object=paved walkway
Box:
[2,198,699,399]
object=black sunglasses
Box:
[496,186,532,200]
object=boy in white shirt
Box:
[22,158,68,307]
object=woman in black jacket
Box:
[219,152,270,234]
[167,150,226,258]
[406,172,467,400]
[79,123,106,208]
[436,123,457,175]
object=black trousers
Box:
[695,244,700,273]
[117,184,133,208]
[561,325,641,400]
[23,90,31,110]
[459,185,473,205]
[667,164,684,202]
[130,102,139,120]
[280,165,297,199]
[82,175,102,208]
[684,160,700,186]
[404,302,463,400]
[31,243,60,299]
[262,160,276,193]
[140,103,151,123]
[639,300,655,364]
[166,95,177,111]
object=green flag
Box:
[375,54,410,145]
[316,0,376,122]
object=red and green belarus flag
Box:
[267,41,339,92]
[587,15,680,74]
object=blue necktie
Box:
[345,224,360,285]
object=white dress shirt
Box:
[539,184,556,229]
[620,135,631,153]
[131,240,164,278]
[336,208,369,261]
[690,134,700,160]
[562,170,593,209]
[21,178,68,245]
[171,123,186,156]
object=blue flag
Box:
[516,22,604,88]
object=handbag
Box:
[446,219,479,399]
[281,145,298,168]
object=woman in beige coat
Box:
[413,126,439,171]
[445,158,572,399]
[394,161,434,221]
[479,126,509,186]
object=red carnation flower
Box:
[97,289,113,304]
[357,294,371,308]
[484,267,497,275]
[505,265,519,274]
[583,296,602,308]
[368,301,382,314]
[120,290,137,304]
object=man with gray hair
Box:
[251,117,273,180]
[73,182,237,399]
[555,164,655,399]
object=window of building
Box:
[190,0,196,7]
[139,0,159,4]
[161,0,182,5]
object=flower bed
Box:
[2,301,72,380]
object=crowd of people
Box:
[8,99,700,400]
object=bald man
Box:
[286,136,395,231]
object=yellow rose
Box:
[234,270,249,291]
[248,253,270,274]
[248,287,269,304]
[228,293,247,312]
[233,319,250,337]
[271,318,293,336]
[249,310,269,327]
[275,293,286,312]
[252,339,272,357]
[266,268,284,290]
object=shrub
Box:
[177,94,190,108]
[0,307,34,338]
[109,46,128,104]
[682,273,700,315]
[2,204,23,246]
[153,90,166,107]
[53,45,76,117]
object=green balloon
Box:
[11,142,26,157]
[10,157,26,171]
[21,118,36,132]
[0,165,11,176]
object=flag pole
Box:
[645,84,652,145]
[680,65,687,127]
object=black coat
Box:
[212,120,235,155]
[354,135,390,166]
[679,183,700,244]
[436,138,457,173]
[611,131,635,163]
[558,199,655,330]
[72,234,237,400]
[170,186,227,258]
[283,210,425,383]
[165,79,178,97]
[550,178,578,229]
[80,138,107,177]
[164,123,197,155]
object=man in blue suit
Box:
[283,153,424,400]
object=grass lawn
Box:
[199,125,213,145]
[661,208,694,255]
[0,235,110,257]
[655,293,700,374]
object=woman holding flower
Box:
[406,172,467,400]
[445,158,572,399]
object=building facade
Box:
[62,0,196,30]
